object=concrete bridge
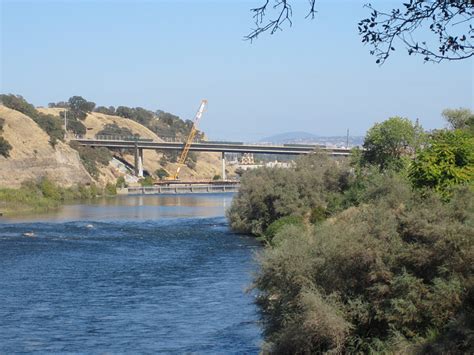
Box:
[127,183,239,195]
[72,138,351,179]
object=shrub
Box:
[105,183,117,195]
[116,176,127,188]
[139,176,154,186]
[66,118,86,136]
[155,168,169,180]
[254,188,473,353]
[70,142,112,178]
[34,114,64,146]
[97,123,134,138]
[227,151,350,236]
[409,129,474,197]
[0,94,38,119]
[0,136,12,158]
[264,215,304,244]
[212,174,221,180]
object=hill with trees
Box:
[0,94,223,189]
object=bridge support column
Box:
[138,148,144,178]
[221,152,226,181]
[134,144,139,177]
[133,144,144,178]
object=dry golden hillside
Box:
[37,108,224,181]
[0,105,93,188]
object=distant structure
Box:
[240,153,255,165]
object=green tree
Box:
[442,108,474,133]
[409,129,474,196]
[68,96,95,120]
[362,116,422,171]
[97,123,134,137]
[94,106,116,115]
[35,114,64,146]
[66,119,86,136]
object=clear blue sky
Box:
[1,0,473,141]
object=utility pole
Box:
[64,109,68,139]
[346,129,349,148]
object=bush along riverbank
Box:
[227,111,473,353]
[0,177,117,216]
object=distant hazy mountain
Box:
[260,131,320,143]
[260,131,364,148]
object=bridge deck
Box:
[73,139,351,155]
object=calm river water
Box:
[0,194,262,353]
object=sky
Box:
[1,0,473,141]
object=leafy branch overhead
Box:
[247,0,474,63]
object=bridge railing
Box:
[127,184,239,195]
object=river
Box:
[0,194,262,353]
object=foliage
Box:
[104,183,117,195]
[361,116,422,171]
[116,176,127,188]
[264,215,304,245]
[246,1,473,63]
[0,94,64,146]
[229,113,474,353]
[212,174,221,181]
[66,118,86,136]
[155,168,169,180]
[70,141,112,178]
[0,177,109,214]
[0,136,12,158]
[442,108,474,133]
[97,123,134,137]
[34,114,64,146]
[0,117,5,131]
[252,182,473,353]
[227,151,351,236]
[94,106,116,115]
[48,101,68,108]
[116,106,154,125]
[360,1,474,64]
[67,96,95,121]
[409,129,474,196]
[0,94,38,118]
[139,176,154,186]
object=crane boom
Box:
[171,99,207,180]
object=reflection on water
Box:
[1,193,234,223]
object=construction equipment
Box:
[169,99,207,180]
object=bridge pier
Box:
[221,152,226,181]
[134,145,144,177]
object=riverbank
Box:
[0,178,117,216]
[226,116,474,353]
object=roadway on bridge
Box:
[73,139,351,156]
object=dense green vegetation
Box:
[0,177,116,215]
[228,108,474,353]
[113,105,204,142]
[0,94,65,146]
[69,141,112,178]
[97,123,135,137]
